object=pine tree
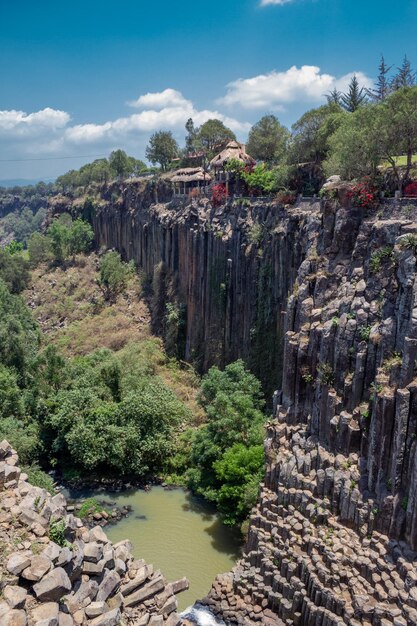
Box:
[367,56,392,101]
[391,55,416,90]
[326,88,342,105]
[185,118,197,154]
[340,75,368,112]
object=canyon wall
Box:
[69,184,417,625]
[90,183,319,395]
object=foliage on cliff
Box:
[185,360,266,526]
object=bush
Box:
[22,464,55,492]
[28,232,52,265]
[99,251,134,302]
[404,182,417,197]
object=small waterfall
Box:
[180,604,225,625]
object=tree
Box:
[367,56,392,102]
[391,56,416,90]
[146,131,179,171]
[109,150,130,179]
[290,103,346,165]
[377,87,417,188]
[187,360,265,520]
[0,249,30,294]
[195,119,236,160]
[47,215,93,264]
[68,219,94,258]
[241,164,278,195]
[213,443,264,526]
[340,75,368,112]
[28,232,52,266]
[246,115,290,165]
[99,251,134,302]
[184,118,198,154]
[324,106,380,180]
[326,88,342,106]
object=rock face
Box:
[90,182,319,395]
[0,441,186,626]
[56,184,417,624]
[203,199,417,624]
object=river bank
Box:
[63,485,242,612]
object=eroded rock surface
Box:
[0,442,186,626]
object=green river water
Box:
[71,486,242,612]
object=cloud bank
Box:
[219,66,373,110]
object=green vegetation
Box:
[22,464,55,492]
[78,498,103,519]
[99,251,135,302]
[370,246,393,272]
[184,360,266,526]
[146,131,180,171]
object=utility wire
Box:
[0,154,108,162]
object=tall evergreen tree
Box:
[391,55,416,90]
[326,88,342,106]
[340,75,368,112]
[367,56,392,101]
[184,118,197,155]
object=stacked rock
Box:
[0,440,188,626]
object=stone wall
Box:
[0,440,188,626]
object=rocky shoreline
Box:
[0,440,189,626]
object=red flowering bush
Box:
[404,182,417,197]
[347,177,379,209]
[212,183,227,207]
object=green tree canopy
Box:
[99,251,134,302]
[146,131,179,170]
[246,115,290,165]
[195,119,236,160]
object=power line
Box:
[0,154,108,163]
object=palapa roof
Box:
[169,167,212,184]
[210,141,256,169]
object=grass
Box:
[24,253,204,423]
[380,155,417,168]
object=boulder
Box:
[2,589,27,610]
[33,568,72,602]
[0,609,27,626]
[6,554,31,576]
[89,608,120,626]
[21,556,52,582]
[96,571,121,602]
[84,602,108,618]
[84,542,103,563]
[31,603,59,626]
[89,527,108,544]
[123,577,165,607]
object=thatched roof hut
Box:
[169,167,211,184]
[210,142,255,170]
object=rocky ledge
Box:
[0,440,188,626]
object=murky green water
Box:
[68,486,241,611]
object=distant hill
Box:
[0,178,53,188]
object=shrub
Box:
[99,251,134,302]
[347,177,379,209]
[399,234,417,251]
[317,363,335,386]
[276,190,296,205]
[22,464,55,492]
[212,184,227,207]
[404,182,417,197]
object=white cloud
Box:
[0,108,70,136]
[261,0,294,5]
[65,90,250,145]
[127,88,188,109]
[219,66,373,110]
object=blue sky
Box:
[1,0,416,181]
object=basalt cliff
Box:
[31,184,417,624]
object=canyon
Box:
[2,180,417,626]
